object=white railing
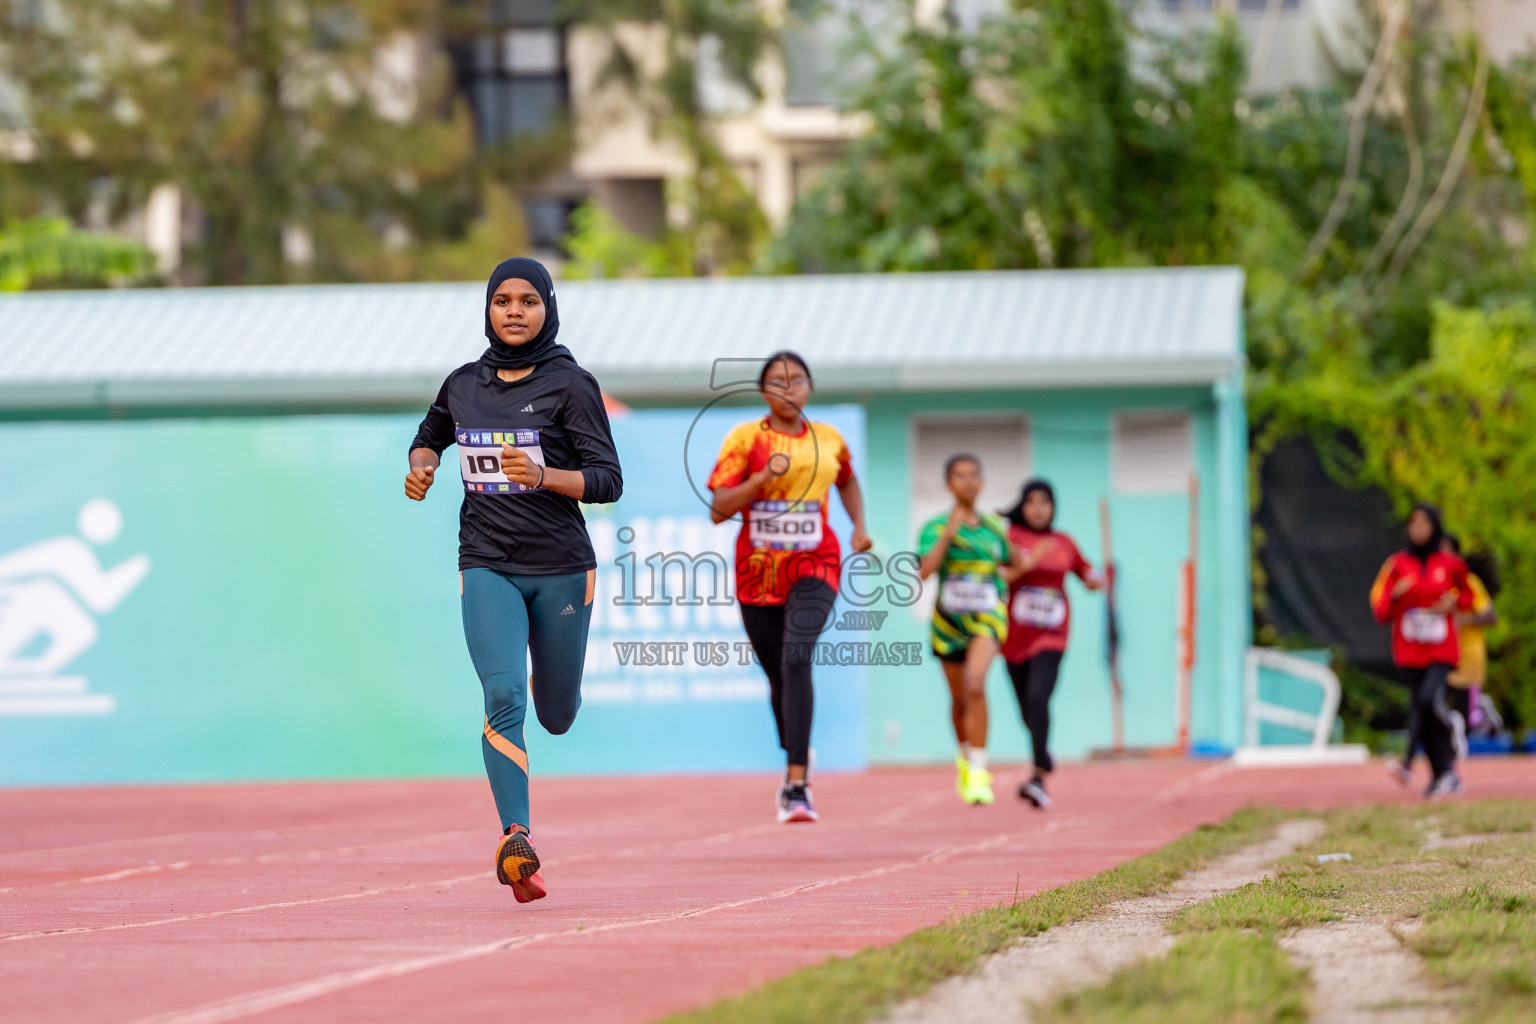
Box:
[1234,648,1368,766]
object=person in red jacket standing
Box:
[1370,503,1473,799]
[1000,479,1103,809]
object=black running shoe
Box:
[777,780,818,823]
[1018,777,1052,810]
[1425,770,1464,801]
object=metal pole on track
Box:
[1100,496,1125,755]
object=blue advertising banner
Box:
[0,404,867,784]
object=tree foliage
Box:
[1254,303,1536,725]
[768,0,1536,727]
[562,0,771,274]
[0,0,492,284]
[0,216,152,291]
[773,0,1264,271]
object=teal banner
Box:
[0,406,867,784]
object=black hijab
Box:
[480,257,573,370]
[1406,502,1445,565]
[1004,478,1056,532]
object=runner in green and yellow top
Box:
[917,454,1010,806]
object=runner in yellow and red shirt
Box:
[708,351,872,824]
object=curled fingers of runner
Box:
[405,465,435,500]
[500,443,540,486]
[767,452,791,477]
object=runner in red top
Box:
[708,351,872,824]
[999,479,1102,809]
[1369,503,1473,799]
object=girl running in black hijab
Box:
[407,257,623,900]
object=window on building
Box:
[504,28,561,75]
[523,197,579,250]
[1111,410,1192,494]
[452,6,569,145]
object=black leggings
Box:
[739,577,837,768]
[1006,651,1064,774]
[1401,663,1456,780]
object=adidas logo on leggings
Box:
[560,603,576,615]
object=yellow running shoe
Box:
[955,755,970,797]
[963,768,995,805]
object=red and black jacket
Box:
[1370,550,1473,669]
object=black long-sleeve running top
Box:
[411,357,623,575]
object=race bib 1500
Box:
[457,428,545,494]
[1012,586,1067,629]
[1401,607,1449,645]
[749,500,822,551]
[940,575,1000,615]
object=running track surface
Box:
[6,759,1536,1024]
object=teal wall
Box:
[852,384,1250,765]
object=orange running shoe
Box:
[495,828,547,902]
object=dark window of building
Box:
[449,3,570,144]
[524,197,579,250]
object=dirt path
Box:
[881,819,1326,1024]
[1282,920,1455,1024]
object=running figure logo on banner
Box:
[0,498,150,716]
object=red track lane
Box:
[4,759,1536,1024]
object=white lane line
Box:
[0,871,487,943]
[64,861,196,886]
[1158,762,1237,802]
[128,829,1025,1024]
[0,831,213,863]
[0,781,923,892]
[0,784,953,937]
[1,802,920,942]
[0,831,479,894]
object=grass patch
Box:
[1037,931,1308,1024]
[987,796,1536,1024]
[1171,876,1342,935]
[1407,883,1536,1024]
[1265,797,1536,1023]
[658,798,1536,1024]
[654,805,1290,1024]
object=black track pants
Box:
[739,577,837,768]
[1006,651,1064,774]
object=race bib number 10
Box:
[457,428,545,494]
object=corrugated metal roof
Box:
[0,267,1243,410]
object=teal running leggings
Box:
[460,567,593,831]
